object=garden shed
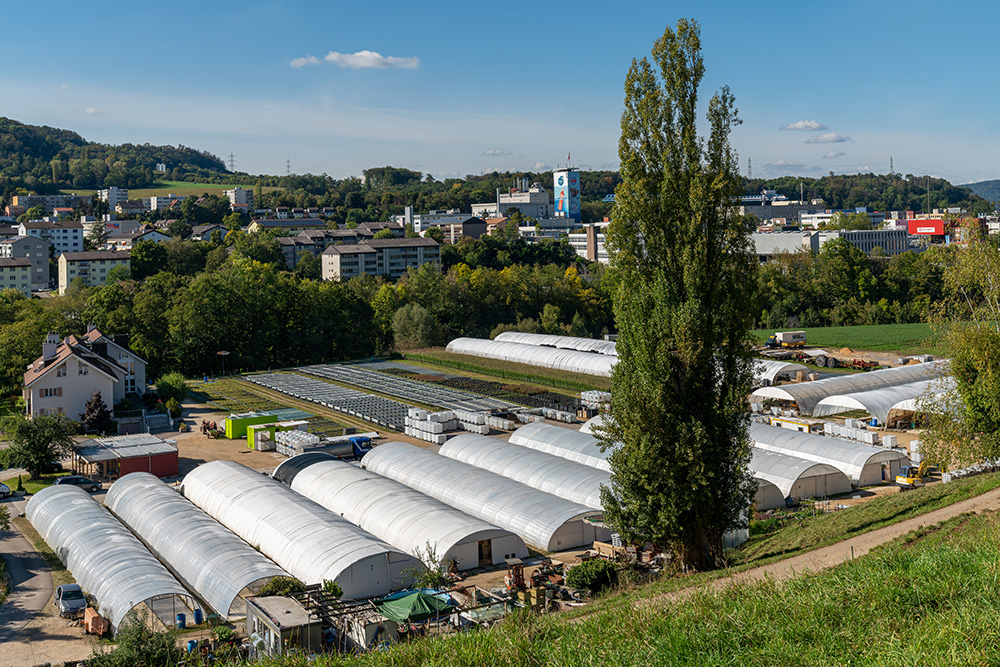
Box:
[72,433,178,479]
[106,472,290,619]
[273,454,527,570]
[26,485,195,633]
[181,460,420,599]
[361,442,610,551]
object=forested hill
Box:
[961,179,1000,203]
[744,173,991,214]
[0,117,228,195]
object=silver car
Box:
[55,584,87,616]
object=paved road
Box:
[0,495,53,645]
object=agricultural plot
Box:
[752,323,938,354]
[381,369,580,411]
[247,373,410,431]
[189,378,344,435]
[302,364,515,412]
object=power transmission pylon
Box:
[227,152,236,171]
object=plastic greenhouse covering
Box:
[756,359,809,384]
[441,434,610,509]
[362,442,608,551]
[508,422,612,472]
[812,377,956,424]
[25,485,193,632]
[277,456,528,569]
[749,448,851,498]
[446,337,616,377]
[493,332,619,357]
[181,460,420,599]
[105,472,289,620]
[750,423,909,486]
[579,414,604,436]
[749,361,948,415]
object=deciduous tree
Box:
[0,413,77,480]
[598,20,758,570]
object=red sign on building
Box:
[908,219,945,235]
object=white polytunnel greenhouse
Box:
[105,472,290,620]
[812,377,956,425]
[749,361,948,415]
[750,423,909,487]
[25,485,195,632]
[750,448,853,499]
[440,433,610,509]
[181,460,421,600]
[272,454,528,571]
[493,331,619,356]
[508,421,612,472]
[755,359,809,384]
[753,477,785,511]
[361,442,611,552]
[579,414,604,435]
[446,337,616,377]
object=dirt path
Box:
[636,484,1000,610]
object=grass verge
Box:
[0,472,69,495]
[405,349,609,392]
[752,322,941,355]
[13,516,73,588]
[258,509,1000,666]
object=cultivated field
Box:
[752,322,940,355]
[62,180,283,200]
[405,349,610,392]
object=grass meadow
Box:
[752,322,940,355]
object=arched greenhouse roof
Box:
[508,421,612,472]
[813,377,956,424]
[441,434,610,509]
[25,485,193,632]
[756,359,809,384]
[494,331,619,356]
[278,456,527,566]
[749,448,848,498]
[579,414,604,436]
[749,361,948,415]
[181,460,419,599]
[446,337,616,377]
[105,472,289,620]
[750,423,909,486]
[361,441,601,551]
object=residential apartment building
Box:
[147,194,187,211]
[97,187,129,212]
[225,187,253,209]
[296,229,363,249]
[0,258,32,297]
[11,193,92,213]
[0,235,50,288]
[567,222,609,264]
[277,236,320,269]
[116,201,146,217]
[190,223,227,241]
[106,229,171,252]
[321,238,440,281]
[18,220,84,253]
[247,219,327,235]
[22,327,147,418]
[58,250,131,295]
[397,206,471,233]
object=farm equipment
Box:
[851,359,882,372]
[896,461,930,491]
[766,331,807,349]
[504,558,526,594]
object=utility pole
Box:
[889,156,894,176]
[747,157,752,180]
[286,159,292,176]
[227,152,236,172]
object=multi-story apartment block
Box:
[97,187,129,212]
[147,194,187,211]
[225,187,253,209]
[11,193,92,212]
[0,258,32,297]
[0,235,51,288]
[57,250,131,295]
[321,238,440,281]
[18,220,83,253]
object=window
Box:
[41,387,62,397]
[79,365,88,376]
[56,364,66,377]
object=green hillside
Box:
[962,178,1000,202]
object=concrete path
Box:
[0,499,54,645]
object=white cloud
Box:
[60,83,68,91]
[532,162,549,171]
[823,151,846,159]
[290,55,321,68]
[83,107,104,115]
[762,160,823,175]
[806,132,851,144]
[324,50,418,70]
[779,120,828,131]
[483,147,511,157]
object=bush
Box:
[164,398,182,418]
[155,372,189,404]
[257,576,306,597]
[566,559,618,594]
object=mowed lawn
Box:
[63,181,283,200]
[752,322,940,355]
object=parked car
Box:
[39,461,64,474]
[55,584,87,616]
[0,482,10,499]
[53,476,101,492]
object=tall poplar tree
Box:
[598,20,759,570]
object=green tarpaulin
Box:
[373,591,456,624]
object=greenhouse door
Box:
[478,540,492,566]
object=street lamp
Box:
[217,350,230,377]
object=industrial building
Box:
[105,473,290,620]
[181,460,420,599]
[441,434,610,509]
[446,337,615,377]
[273,453,528,571]
[749,448,853,500]
[749,361,948,415]
[26,485,195,632]
[361,442,610,552]
[750,423,909,487]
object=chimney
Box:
[42,333,59,361]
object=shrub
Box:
[566,559,618,594]
[164,398,182,418]
[257,576,306,597]
[155,372,189,404]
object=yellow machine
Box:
[895,461,929,491]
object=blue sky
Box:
[2,1,996,183]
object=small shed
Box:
[246,596,323,660]
[74,433,179,479]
